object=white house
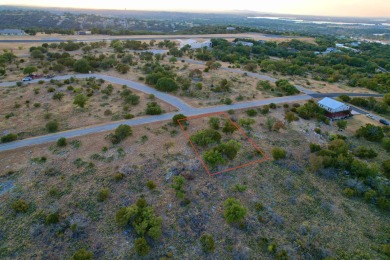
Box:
[0,29,26,36]
[179,39,212,49]
[226,27,236,31]
[318,97,351,119]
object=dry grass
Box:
[0,105,388,259]
[0,79,176,138]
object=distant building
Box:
[318,97,352,120]
[179,39,212,49]
[226,27,236,30]
[0,29,26,36]
[77,31,92,35]
[235,41,254,47]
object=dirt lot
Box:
[0,79,176,138]
[0,104,388,259]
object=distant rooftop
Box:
[318,97,346,110]
[0,29,25,35]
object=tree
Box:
[70,248,93,260]
[155,77,178,92]
[190,129,221,147]
[135,237,150,256]
[223,198,247,223]
[73,94,88,108]
[31,49,44,59]
[200,234,216,253]
[172,114,186,126]
[336,120,348,130]
[115,63,130,74]
[52,63,65,72]
[73,58,91,73]
[271,147,286,160]
[23,66,37,75]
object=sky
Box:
[2,0,390,17]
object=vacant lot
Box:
[0,78,175,139]
[0,104,388,259]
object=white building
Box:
[318,97,351,119]
[0,29,26,36]
[179,39,212,49]
[236,41,254,47]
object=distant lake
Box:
[247,16,390,27]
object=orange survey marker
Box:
[177,112,270,176]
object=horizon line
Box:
[1,4,390,19]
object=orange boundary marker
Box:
[177,112,270,176]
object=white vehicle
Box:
[22,76,32,81]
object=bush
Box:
[382,159,390,178]
[135,237,150,256]
[190,129,221,147]
[246,109,257,117]
[46,120,59,132]
[45,212,60,224]
[73,94,88,108]
[382,138,390,152]
[309,143,321,153]
[223,198,247,223]
[146,180,156,190]
[70,248,93,260]
[1,133,17,143]
[12,199,29,213]
[202,149,225,167]
[222,120,237,134]
[272,147,287,160]
[285,111,298,123]
[356,124,384,142]
[209,117,220,130]
[145,102,162,115]
[97,188,110,202]
[172,114,186,126]
[224,98,233,105]
[269,103,277,109]
[172,176,185,198]
[115,198,162,240]
[56,137,67,147]
[109,124,132,144]
[261,105,270,115]
[52,92,65,101]
[339,95,351,102]
[155,77,178,92]
[353,146,377,158]
[350,160,378,178]
[200,234,216,253]
[336,120,348,130]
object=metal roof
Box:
[0,29,25,34]
[318,97,346,110]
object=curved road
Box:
[0,69,383,152]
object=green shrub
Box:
[261,105,270,115]
[145,102,162,115]
[114,172,125,181]
[200,234,216,253]
[109,124,132,144]
[155,77,178,92]
[146,180,156,190]
[343,187,357,197]
[222,120,237,134]
[246,109,257,117]
[73,94,88,108]
[172,114,186,126]
[232,184,247,192]
[172,176,185,198]
[382,159,390,178]
[209,117,220,130]
[223,198,247,223]
[271,147,287,160]
[1,133,17,143]
[269,103,277,109]
[353,146,377,158]
[52,92,65,101]
[70,248,93,260]
[97,188,110,202]
[45,212,60,224]
[135,237,150,256]
[56,137,67,147]
[115,198,162,240]
[309,143,321,153]
[356,124,384,142]
[46,120,59,132]
[377,197,390,210]
[202,149,226,167]
[11,199,29,213]
[190,129,221,147]
[382,138,390,152]
[224,98,233,105]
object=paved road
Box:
[0,68,384,152]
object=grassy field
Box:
[0,104,388,259]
